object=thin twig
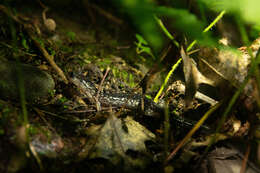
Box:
[94,67,110,111]
[28,34,68,84]
[96,67,110,98]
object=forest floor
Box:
[0,2,259,173]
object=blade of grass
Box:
[154,15,179,48]
[187,10,226,52]
[154,58,182,103]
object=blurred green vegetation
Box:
[111,0,260,55]
[113,0,210,54]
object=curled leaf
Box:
[181,46,215,108]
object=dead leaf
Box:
[181,46,215,108]
[198,38,260,96]
[85,115,155,167]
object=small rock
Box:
[0,60,55,103]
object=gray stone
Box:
[0,60,55,103]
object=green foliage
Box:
[135,34,155,59]
[114,0,260,59]
[113,0,212,55]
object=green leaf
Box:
[135,34,148,45]
[135,34,155,58]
